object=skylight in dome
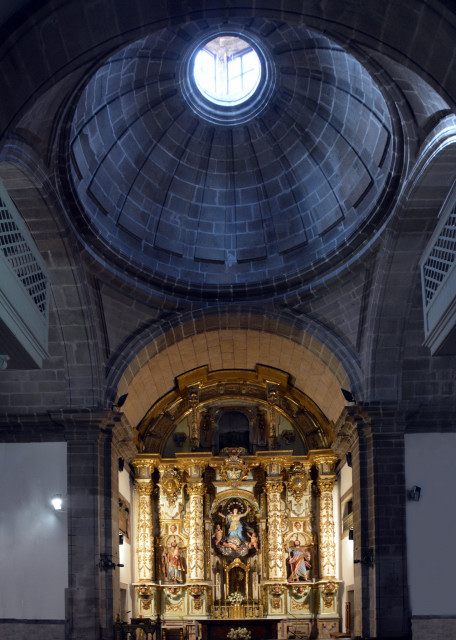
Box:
[194,36,261,106]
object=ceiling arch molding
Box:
[112,323,357,430]
[1,0,456,144]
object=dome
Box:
[69,18,395,297]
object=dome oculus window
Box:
[194,36,261,106]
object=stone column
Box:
[62,411,126,640]
[314,453,338,579]
[265,479,286,580]
[333,404,410,639]
[132,459,155,583]
[186,481,206,582]
[367,404,409,639]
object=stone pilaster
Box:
[334,403,410,639]
[62,411,124,640]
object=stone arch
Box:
[0,160,104,410]
[111,315,360,428]
[363,118,456,401]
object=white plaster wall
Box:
[405,433,456,615]
[118,467,134,621]
[339,459,352,499]
[338,462,353,633]
[0,442,67,619]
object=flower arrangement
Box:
[227,592,246,605]
[227,627,251,640]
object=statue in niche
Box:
[200,411,213,449]
[253,408,267,448]
[213,499,259,559]
[286,538,311,582]
[162,536,186,584]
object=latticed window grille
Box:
[422,205,456,308]
[0,191,48,316]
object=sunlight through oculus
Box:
[194,36,262,106]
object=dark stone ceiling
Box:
[69,18,395,297]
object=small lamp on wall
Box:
[341,388,355,404]
[51,494,63,510]
[407,485,421,501]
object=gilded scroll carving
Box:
[318,476,336,578]
[187,482,205,581]
[265,481,286,580]
[136,481,154,581]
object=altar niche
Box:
[213,498,259,560]
[211,497,259,604]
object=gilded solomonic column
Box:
[265,479,286,580]
[315,453,338,579]
[132,459,155,582]
[186,481,206,582]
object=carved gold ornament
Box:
[165,586,184,601]
[189,585,204,598]
[189,585,204,611]
[286,464,308,502]
[187,483,205,581]
[166,601,186,614]
[290,599,306,612]
[322,581,338,608]
[192,597,203,612]
[160,468,182,506]
[219,451,250,487]
[317,475,336,578]
[136,584,153,610]
[270,584,284,610]
[291,584,311,599]
[135,481,154,581]
[265,481,286,579]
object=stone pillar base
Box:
[411,616,456,640]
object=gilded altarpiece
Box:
[131,366,341,638]
[132,449,339,637]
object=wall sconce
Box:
[341,388,355,404]
[354,548,373,566]
[407,485,421,501]
[119,533,124,545]
[348,528,354,541]
[112,393,128,411]
[51,494,63,511]
[98,554,124,571]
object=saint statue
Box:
[287,539,311,582]
[213,502,259,558]
[218,505,251,547]
[162,541,185,583]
